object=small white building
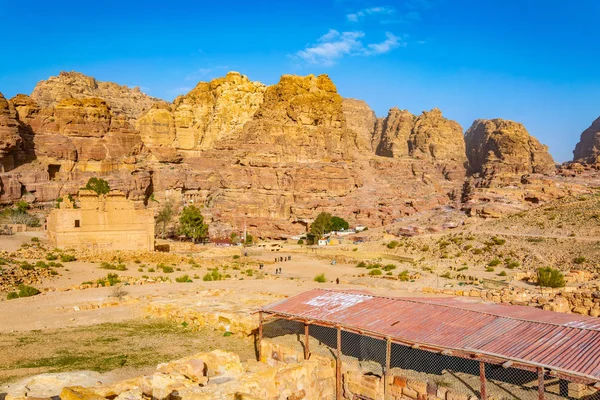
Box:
[317,238,328,246]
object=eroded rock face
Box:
[138,72,266,151]
[31,71,160,123]
[573,116,600,164]
[0,92,23,171]
[342,98,377,151]
[465,119,555,179]
[375,108,467,163]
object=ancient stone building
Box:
[47,190,155,251]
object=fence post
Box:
[385,337,391,400]
[258,311,263,362]
[479,362,486,400]
[538,367,545,400]
[337,326,342,400]
[304,322,310,360]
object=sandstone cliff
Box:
[31,71,160,123]
[375,108,467,163]
[341,99,377,151]
[138,72,266,151]
[465,119,555,179]
[0,92,23,171]
[573,116,600,164]
[0,71,579,235]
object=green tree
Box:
[85,177,110,195]
[537,267,565,288]
[330,216,349,231]
[230,232,239,244]
[155,200,175,239]
[310,212,333,238]
[245,233,254,245]
[178,205,209,243]
[15,200,30,214]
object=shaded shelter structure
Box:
[259,289,600,400]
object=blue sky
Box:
[1,0,599,162]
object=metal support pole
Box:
[336,326,342,400]
[385,337,391,400]
[480,361,487,400]
[304,323,310,360]
[538,367,545,400]
[258,311,263,362]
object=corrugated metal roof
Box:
[261,289,600,382]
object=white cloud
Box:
[347,6,395,22]
[295,30,403,65]
[365,32,403,55]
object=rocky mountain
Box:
[573,116,600,164]
[0,71,574,237]
[31,71,161,123]
[465,119,555,180]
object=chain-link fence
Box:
[259,317,599,400]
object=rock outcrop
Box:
[31,71,160,123]
[342,98,377,151]
[0,92,23,171]
[375,108,467,163]
[465,119,555,179]
[138,72,266,151]
[573,116,600,164]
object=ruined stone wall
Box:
[47,190,154,251]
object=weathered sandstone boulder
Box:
[465,119,555,179]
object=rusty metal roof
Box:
[261,289,600,382]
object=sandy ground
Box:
[0,232,439,334]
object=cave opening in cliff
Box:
[48,164,61,180]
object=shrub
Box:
[386,241,399,249]
[472,248,483,255]
[138,268,143,272]
[297,239,304,245]
[233,255,240,260]
[100,262,127,271]
[314,273,327,283]
[440,272,452,279]
[148,267,156,272]
[573,256,586,264]
[134,259,141,264]
[106,273,120,286]
[20,262,35,270]
[46,253,58,261]
[421,245,430,252]
[368,269,382,276]
[60,254,76,262]
[84,177,110,195]
[356,261,367,268]
[463,245,472,251]
[457,266,468,271]
[485,267,495,272]
[398,270,410,281]
[7,292,18,300]
[506,261,520,269]
[176,274,192,283]
[202,273,213,281]
[498,271,507,276]
[488,259,501,267]
[383,264,397,271]
[161,266,174,273]
[17,285,40,297]
[537,267,565,288]
[31,237,39,243]
[491,236,506,245]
